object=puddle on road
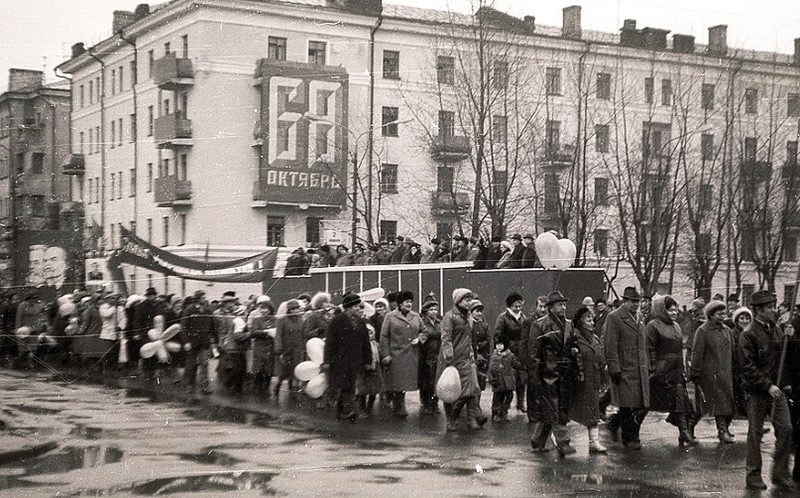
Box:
[183,405,276,427]
[174,449,244,466]
[69,425,104,440]
[0,445,124,491]
[7,404,62,415]
[72,471,278,496]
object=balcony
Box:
[431,135,470,162]
[62,154,85,175]
[431,191,470,216]
[154,176,192,207]
[153,56,194,90]
[154,113,192,148]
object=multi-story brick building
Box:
[0,69,77,290]
[56,0,800,303]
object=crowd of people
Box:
[2,283,800,491]
[283,233,539,275]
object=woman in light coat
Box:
[380,290,422,418]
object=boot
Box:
[393,392,408,418]
[677,414,698,447]
[557,443,577,457]
[718,430,735,444]
[588,426,608,454]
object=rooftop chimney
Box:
[71,42,86,58]
[112,10,136,33]
[794,38,800,66]
[523,15,536,33]
[562,5,581,39]
[620,19,644,48]
[672,34,696,54]
[708,25,727,55]
[8,69,44,92]
[134,3,150,20]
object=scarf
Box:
[507,308,523,322]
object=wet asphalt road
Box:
[0,370,793,497]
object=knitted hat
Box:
[421,293,439,311]
[397,290,414,304]
[581,296,595,307]
[494,334,508,347]
[285,299,302,312]
[469,299,484,312]
[704,300,727,319]
[373,298,389,309]
[732,306,753,325]
[452,288,474,306]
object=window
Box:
[118,65,124,92]
[164,42,171,56]
[545,67,561,96]
[147,162,153,192]
[380,164,398,194]
[438,110,454,137]
[96,76,101,100]
[162,216,169,247]
[79,131,85,154]
[745,137,757,162]
[87,178,93,203]
[788,141,798,167]
[785,285,797,305]
[786,238,798,262]
[146,218,153,243]
[702,83,715,110]
[94,176,99,203]
[180,93,188,116]
[148,50,154,78]
[437,166,454,193]
[31,153,44,174]
[181,34,188,58]
[595,124,609,153]
[267,216,285,246]
[788,93,800,117]
[742,284,755,306]
[493,169,508,201]
[95,126,100,152]
[544,173,560,213]
[117,171,123,199]
[745,88,758,114]
[118,118,123,146]
[308,41,326,65]
[111,69,116,94]
[594,177,608,206]
[661,79,672,106]
[306,217,320,245]
[699,183,713,212]
[88,129,93,155]
[130,114,136,142]
[594,229,608,257]
[179,214,187,245]
[267,36,287,61]
[381,106,399,137]
[596,73,611,100]
[31,195,45,217]
[110,120,116,148]
[492,115,507,143]
[179,154,188,180]
[545,120,560,156]
[161,158,170,178]
[379,220,397,241]
[79,85,84,108]
[493,61,508,89]
[110,173,116,202]
[130,60,137,86]
[89,80,93,104]
[162,98,170,116]
[644,77,653,104]
[129,168,136,197]
[383,50,400,80]
[148,106,154,136]
[16,152,25,174]
[436,222,453,240]
[437,56,454,85]
[701,133,714,161]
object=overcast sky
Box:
[1,0,798,92]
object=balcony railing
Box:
[154,176,192,207]
[153,56,194,90]
[62,154,85,175]
[431,135,470,162]
[154,113,192,148]
[431,191,470,215]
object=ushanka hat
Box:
[704,300,727,319]
[421,293,439,311]
[396,290,414,304]
[452,288,474,306]
[546,291,568,306]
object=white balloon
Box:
[164,341,182,353]
[294,360,321,381]
[359,287,385,302]
[535,232,559,269]
[555,239,577,271]
[156,343,170,363]
[15,326,31,338]
[305,373,328,399]
[306,337,325,364]
[140,341,158,359]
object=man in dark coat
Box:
[128,287,158,366]
[494,292,528,411]
[181,292,217,394]
[520,234,538,268]
[450,236,470,262]
[508,234,525,268]
[528,290,577,456]
[604,286,650,449]
[284,248,310,275]
[390,236,408,264]
[323,293,372,421]
[739,290,795,491]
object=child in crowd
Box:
[357,323,383,417]
[488,335,519,422]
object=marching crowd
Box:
[2,283,800,491]
[283,233,539,274]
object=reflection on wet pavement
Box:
[1,446,124,491]
[76,471,278,496]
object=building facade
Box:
[56,0,800,303]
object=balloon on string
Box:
[15,326,31,338]
[554,239,577,271]
[535,232,559,269]
[140,341,159,359]
[305,372,329,399]
[294,360,321,382]
[359,287,385,302]
[164,341,182,353]
[306,337,325,364]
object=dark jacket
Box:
[508,244,525,268]
[450,244,470,262]
[419,314,441,362]
[521,244,538,268]
[604,306,650,408]
[488,350,520,392]
[690,319,735,415]
[303,309,330,340]
[436,306,480,398]
[494,309,527,360]
[738,318,787,396]
[284,253,310,275]
[181,302,216,348]
[324,312,372,392]
[645,296,686,412]
[129,298,157,341]
[569,328,606,426]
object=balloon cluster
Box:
[140,323,184,363]
[535,232,577,271]
[294,337,328,399]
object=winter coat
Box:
[419,314,441,362]
[645,296,688,412]
[303,309,331,340]
[214,309,250,354]
[532,313,577,425]
[483,246,504,269]
[494,309,527,358]
[390,245,408,264]
[284,254,310,275]
[436,307,480,399]
[275,315,304,376]
[379,309,422,391]
[521,244,538,268]
[690,319,735,415]
[508,244,525,268]
[738,319,787,397]
[604,306,650,408]
[248,308,276,370]
[569,328,606,426]
[99,303,126,341]
[450,245,470,262]
[401,249,422,264]
[181,303,216,348]
[472,317,492,391]
[496,251,512,269]
[488,349,519,392]
[324,312,372,392]
[129,298,157,341]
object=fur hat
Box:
[452,288,474,306]
[145,287,157,296]
[704,300,727,319]
[731,306,753,326]
[546,291,568,306]
[396,290,414,304]
[572,306,593,328]
[494,334,508,347]
[505,292,524,307]
[421,293,439,311]
[341,292,362,309]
